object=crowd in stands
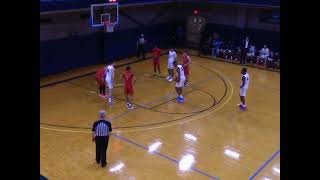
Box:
[201,32,280,69]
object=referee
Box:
[92,110,112,167]
[137,34,146,60]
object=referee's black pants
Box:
[95,136,109,166]
[137,45,145,60]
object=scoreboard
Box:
[186,15,206,49]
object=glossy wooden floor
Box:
[40,53,280,180]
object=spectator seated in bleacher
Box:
[276,58,280,69]
[232,47,242,63]
[266,52,280,69]
[266,51,274,68]
[256,45,270,66]
[246,45,256,63]
[275,52,280,69]
[221,41,234,60]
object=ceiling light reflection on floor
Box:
[148,141,162,153]
[224,149,240,160]
[184,133,197,142]
[109,161,125,173]
[179,154,195,171]
[272,165,280,175]
[261,177,271,180]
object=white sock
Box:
[179,95,183,98]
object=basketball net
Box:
[104,21,115,33]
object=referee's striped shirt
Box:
[92,120,112,136]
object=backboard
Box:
[91,2,119,29]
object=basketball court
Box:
[40,1,280,179]
[40,51,280,180]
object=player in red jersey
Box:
[95,67,106,98]
[182,51,192,86]
[152,45,162,74]
[122,66,136,109]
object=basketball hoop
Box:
[104,21,115,33]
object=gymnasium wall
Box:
[169,3,280,50]
[40,4,181,76]
[40,2,279,76]
[40,3,180,41]
[40,33,104,76]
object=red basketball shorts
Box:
[153,58,160,66]
[124,86,134,96]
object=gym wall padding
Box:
[40,32,104,76]
[40,22,178,76]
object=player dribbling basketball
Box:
[173,61,186,103]
[122,66,136,109]
[182,51,192,86]
[105,62,115,105]
[166,49,177,81]
[238,68,249,110]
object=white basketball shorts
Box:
[106,78,113,89]
[168,59,174,69]
[175,76,186,88]
[240,88,248,97]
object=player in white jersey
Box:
[173,61,186,103]
[238,68,249,110]
[105,62,115,105]
[166,49,177,82]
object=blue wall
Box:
[104,23,177,61]
[40,22,178,76]
[40,33,104,76]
